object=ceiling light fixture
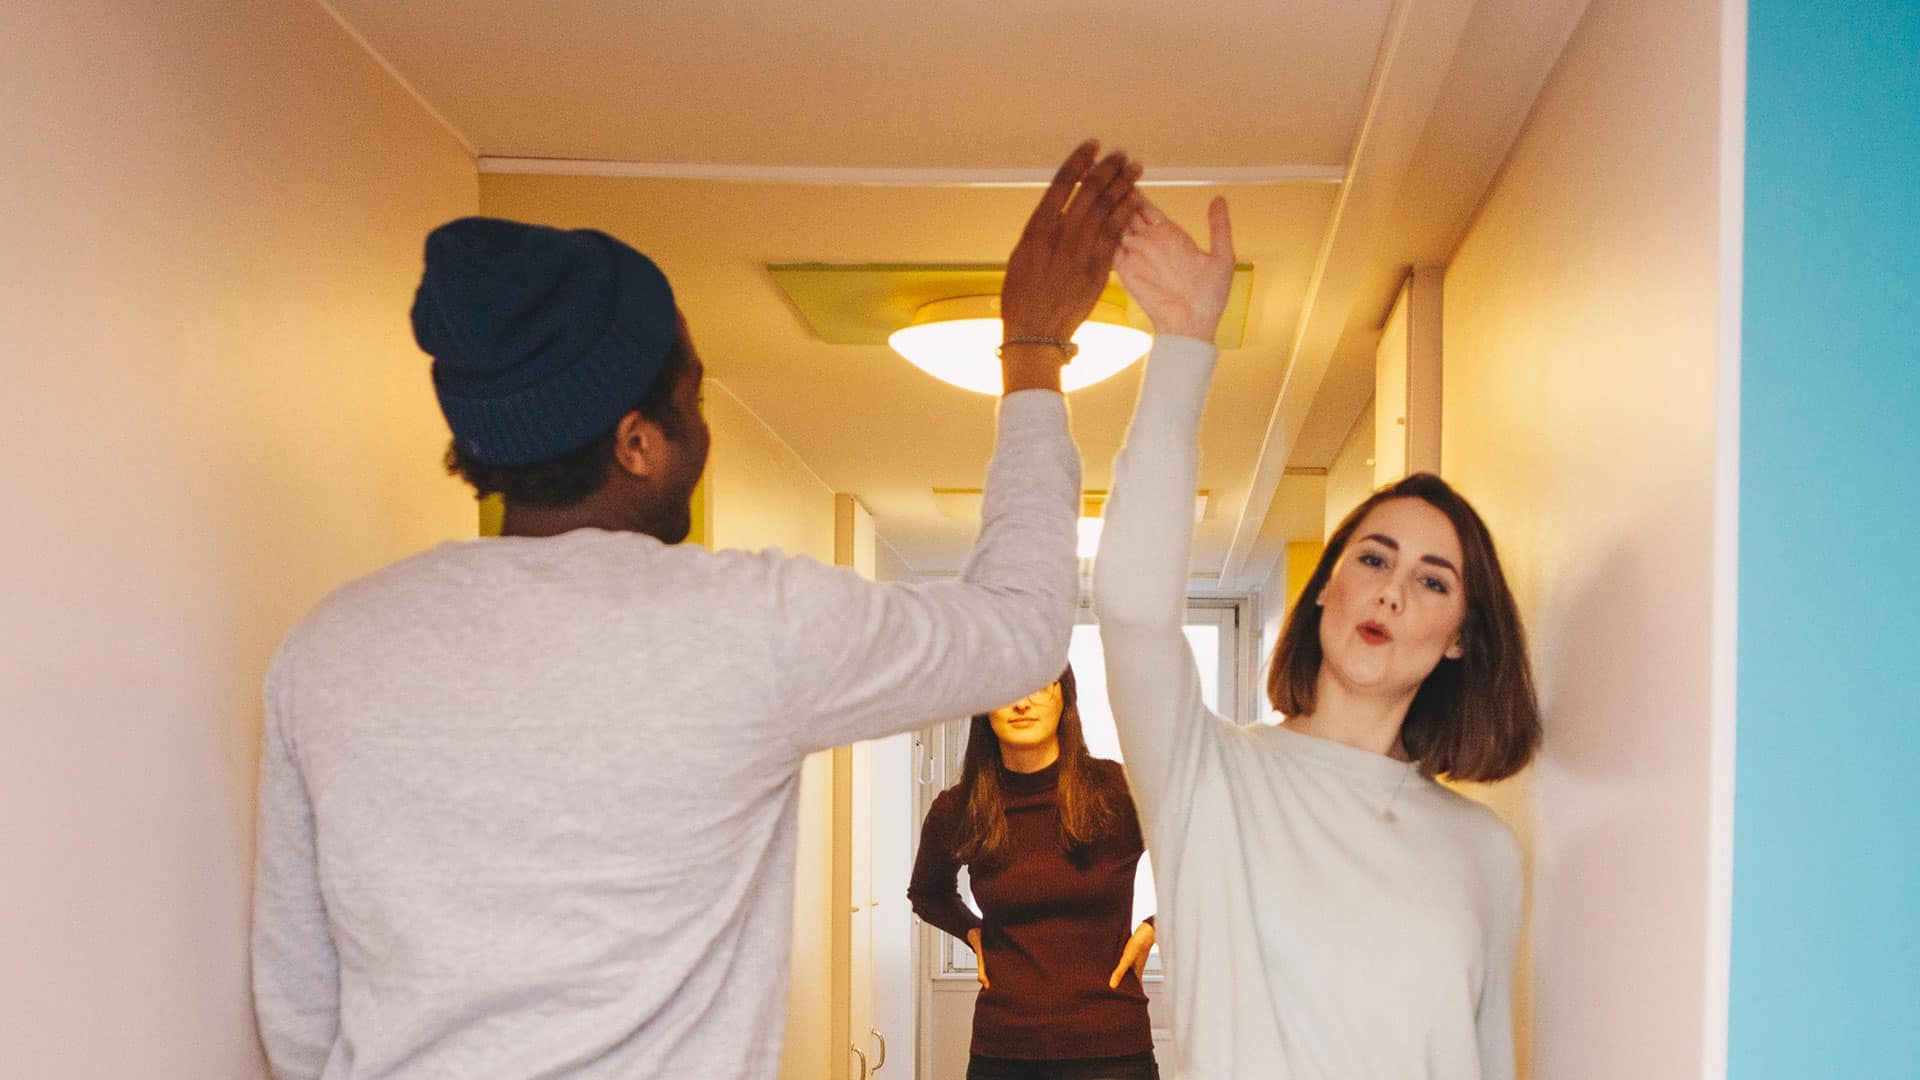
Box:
[887,296,1152,395]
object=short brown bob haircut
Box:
[1268,473,1542,782]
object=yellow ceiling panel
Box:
[767,263,1254,349]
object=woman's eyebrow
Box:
[1362,532,1458,575]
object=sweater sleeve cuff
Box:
[997,385,1070,431]
[1136,335,1219,432]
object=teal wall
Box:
[1732,2,1920,1074]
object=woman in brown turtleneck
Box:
[908,664,1159,1080]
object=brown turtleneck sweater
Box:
[908,756,1153,1060]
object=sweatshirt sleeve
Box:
[906,791,984,942]
[771,389,1081,755]
[251,645,340,1080]
[1476,843,1525,1080]
[1091,336,1231,847]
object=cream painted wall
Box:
[1255,541,1324,724]
[1325,404,1377,538]
[1440,0,1728,1076]
[876,539,916,585]
[706,384,839,562]
[0,1,477,1075]
[1256,556,1290,720]
[1375,266,1445,481]
[701,382,842,1080]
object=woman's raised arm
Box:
[1093,199,1237,836]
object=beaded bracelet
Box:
[996,336,1080,361]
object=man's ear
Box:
[612,410,666,479]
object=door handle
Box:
[870,1028,888,1072]
[850,1044,870,1080]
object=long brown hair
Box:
[1268,473,1542,782]
[951,665,1122,870]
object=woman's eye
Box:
[1359,553,1387,569]
[1422,576,1450,595]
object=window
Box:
[918,600,1242,979]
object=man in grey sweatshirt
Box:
[250,141,1142,1079]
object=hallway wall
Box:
[0,1,477,1075]
[1438,0,1736,1075]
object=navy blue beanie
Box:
[410,217,677,467]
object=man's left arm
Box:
[252,647,340,1079]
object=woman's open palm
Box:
[1114,196,1235,343]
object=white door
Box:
[847,737,874,1080]
[835,495,910,1080]
[866,729,915,1075]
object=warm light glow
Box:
[1077,517,1104,558]
[888,296,1151,395]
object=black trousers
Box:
[965,1051,1161,1080]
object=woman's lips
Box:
[1358,621,1393,645]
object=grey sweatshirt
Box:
[1093,337,1521,1079]
[252,391,1080,1079]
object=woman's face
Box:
[988,681,1064,753]
[1317,497,1468,698]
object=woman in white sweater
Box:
[1093,198,1543,1080]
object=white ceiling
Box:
[322,0,1591,586]
[321,0,1393,167]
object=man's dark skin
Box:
[498,139,1143,546]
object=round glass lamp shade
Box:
[887,296,1152,395]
